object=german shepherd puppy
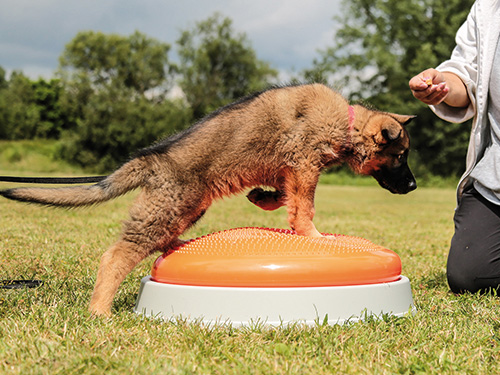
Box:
[0,84,416,316]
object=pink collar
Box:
[348,105,355,131]
[344,105,355,151]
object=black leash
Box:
[0,175,107,184]
[1,280,43,289]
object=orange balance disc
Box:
[151,227,402,287]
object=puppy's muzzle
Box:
[372,164,417,194]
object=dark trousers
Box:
[447,186,500,294]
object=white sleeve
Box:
[429,2,478,123]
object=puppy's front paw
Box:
[323,234,338,240]
[247,188,285,211]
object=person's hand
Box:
[409,69,470,108]
[409,68,449,105]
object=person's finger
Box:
[416,83,449,105]
[409,74,430,91]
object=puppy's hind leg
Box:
[89,188,209,316]
[89,239,152,316]
[89,191,174,316]
[247,188,285,211]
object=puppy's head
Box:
[349,111,417,194]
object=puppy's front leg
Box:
[284,172,322,238]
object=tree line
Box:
[0,1,474,178]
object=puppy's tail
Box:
[0,158,148,208]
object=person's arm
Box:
[409,1,478,124]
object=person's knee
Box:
[446,254,479,294]
[447,266,475,294]
[446,187,500,294]
[447,254,500,294]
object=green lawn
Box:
[1,143,500,374]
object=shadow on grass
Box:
[113,291,140,315]
[417,268,448,291]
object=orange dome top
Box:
[152,227,401,287]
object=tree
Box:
[0,72,39,139]
[57,30,175,139]
[0,72,65,140]
[31,78,65,139]
[58,88,192,172]
[0,66,7,89]
[176,13,278,119]
[56,31,189,172]
[305,0,474,178]
[59,30,173,95]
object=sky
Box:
[0,0,343,81]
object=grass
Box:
[0,140,79,175]
[1,141,500,374]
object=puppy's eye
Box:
[394,154,404,162]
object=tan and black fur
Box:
[0,83,416,316]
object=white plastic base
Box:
[134,276,416,327]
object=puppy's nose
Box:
[407,179,417,192]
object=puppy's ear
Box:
[381,125,402,142]
[388,114,416,126]
[375,122,402,145]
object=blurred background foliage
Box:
[0,1,474,178]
